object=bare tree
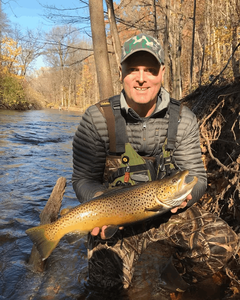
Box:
[190,0,197,89]
[44,25,81,106]
[163,0,170,92]
[89,0,114,100]
[10,26,45,76]
[105,0,122,67]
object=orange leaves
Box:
[1,36,24,78]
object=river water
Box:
[0,109,227,300]
[0,109,169,300]
[0,109,90,300]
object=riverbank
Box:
[0,104,85,113]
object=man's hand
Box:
[91,225,108,239]
[170,194,192,213]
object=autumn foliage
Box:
[0,37,28,109]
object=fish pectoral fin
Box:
[65,231,87,244]
[145,204,168,212]
[104,225,119,239]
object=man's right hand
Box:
[91,225,108,239]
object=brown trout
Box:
[26,170,197,260]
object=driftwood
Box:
[28,177,66,272]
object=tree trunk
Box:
[230,0,240,81]
[171,1,178,99]
[105,0,122,67]
[89,0,114,100]
[190,0,196,89]
[68,73,72,108]
[0,1,2,59]
[163,0,170,92]
[199,40,205,86]
[153,0,158,38]
[176,26,182,99]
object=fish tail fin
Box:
[26,224,60,260]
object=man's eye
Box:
[146,68,157,74]
[129,68,138,72]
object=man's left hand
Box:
[171,194,192,213]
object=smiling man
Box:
[72,34,239,294]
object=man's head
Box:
[120,34,165,117]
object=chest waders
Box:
[95,95,181,188]
[89,95,191,290]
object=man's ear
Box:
[119,65,123,82]
[161,65,165,75]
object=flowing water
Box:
[0,109,226,300]
[0,109,90,300]
[0,109,164,300]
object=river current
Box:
[0,109,168,300]
[0,109,90,299]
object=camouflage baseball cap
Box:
[121,33,164,65]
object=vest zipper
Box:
[142,122,147,145]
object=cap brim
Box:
[121,49,162,64]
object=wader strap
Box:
[96,95,127,154]
[95,99,117,153]
[111,96,128,154]
[166,99,181,151]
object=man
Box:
[72,34,239,292]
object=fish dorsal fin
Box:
[60,207,73,216]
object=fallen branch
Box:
[201,130,240,174]
[200,99,225,129]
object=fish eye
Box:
[172,178,178,183]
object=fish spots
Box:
[49,172,189,239]
[25,170,198,262]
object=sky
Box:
[2,0,89,70]
[3,0,80,31]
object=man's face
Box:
[120,51,165,110]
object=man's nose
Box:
[136,70,145,83]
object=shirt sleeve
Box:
[72,106,107,202]
[173,108,207,206]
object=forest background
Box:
[0,0,239,111]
